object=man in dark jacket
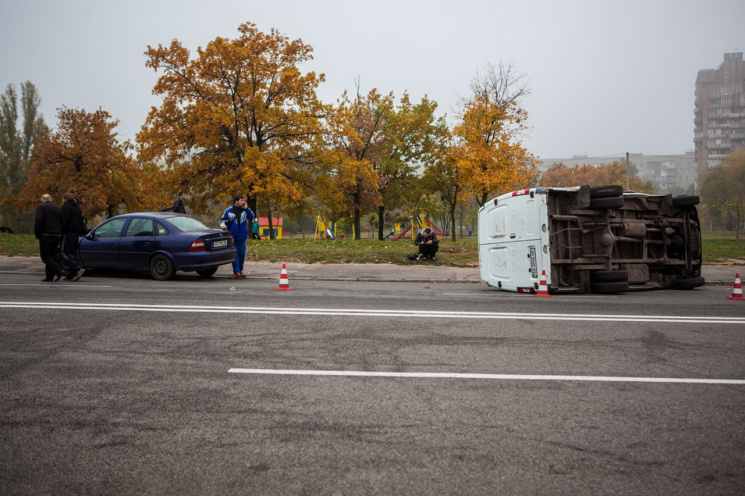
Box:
[173,191,186,214]
[414,227,439,261]
[61,192,85,281]
[34,194,64,282]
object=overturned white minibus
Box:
[478,185,704,294]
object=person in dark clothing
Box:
[414,227,439,261]
[61,192,86,281]
[34,194,64,282]
[173,191,186,214]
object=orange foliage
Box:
[137,22,327,215]
[17,107,141,217]
[454,65,538,206]
[539,161,655,192]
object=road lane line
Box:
[0,284,112,288]
[228,368,745,385]
[1,302,744,324]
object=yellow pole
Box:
[314,216,323,240]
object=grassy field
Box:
[0,234,480,266]
[701,233,745,263]
[1,232,742,265]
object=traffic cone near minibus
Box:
[535,270,551,297]
[276,263,292,291]
[726,273,744,300]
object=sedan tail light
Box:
[189,239,206,252]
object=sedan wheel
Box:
[150,254,175,281]
[196,266,218,278]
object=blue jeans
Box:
[233,239,246,274]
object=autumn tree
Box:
[701,151,745,239]
[138,22,327,237]
[373,93,448,240]
[539,161,655,192]
[0,82,48,230]
[455,62,538,207]
[423,145,465,241]
[323,86,448,240]
[323,89,385,239]
[17,107,141,218]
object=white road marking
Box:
[0,284,112,288]
[443,292,610,299]
[0,301,744,324]
[228,368,745,385]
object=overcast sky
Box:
[2,0,743,159]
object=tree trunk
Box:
[247,196,257,217]
[267,207,274,240]
[353,192,361,240]
[378,205,385,240]
[450,204,457,242]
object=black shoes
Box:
[65,269,86,281]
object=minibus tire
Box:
[589,185,623,198]
[672,195,700,207]
[590,281,629,294]
[671,276,705,290]
[589,197,625,209]
[591,270,629,283]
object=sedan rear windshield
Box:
[165,216,213,233]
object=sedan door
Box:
[118,217,156,269]
[79,217,128,268]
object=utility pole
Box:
[625,151,630,191]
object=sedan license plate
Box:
[213,239,228,248]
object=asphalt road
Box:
[1,270,745,495]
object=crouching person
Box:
[415,227,439,261]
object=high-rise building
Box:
[694,52,745,182]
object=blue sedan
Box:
[78,212,236,280]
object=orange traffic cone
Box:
[276,263,292,291]
[535,270,551,297]
[726,273,744,300]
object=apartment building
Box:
[694,52,745,179]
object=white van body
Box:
[478,188,555,293]
[478,186,704,294]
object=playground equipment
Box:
[314,216,336,240]
[258,217,283,239]
[390,214,447,241]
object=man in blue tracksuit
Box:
[221,194,255,279]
